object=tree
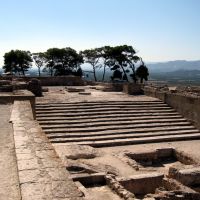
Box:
[32,52,46,76]
[44,48,61,76]
[81,48,101,82]
[3,50,32,76]
[73,67,83,77]
[129,55,140,83]
[136,59,149,83]
[100,46,115,82]
[45,47,83,76]
[108,45,139,82]
[111,68,122,81]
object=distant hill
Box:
[150,69,200,86]
[148,60,200,73]
[1,60,200,85]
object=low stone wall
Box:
[123,83,144,95]
[96,82,124,92]
[36,76,85,86]
[10,100,83,200]
[0,90,35,117]
[118,173,164,195]
[1,76,85,86]
[169,166,200,187]
[144,86,200,129]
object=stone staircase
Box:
[36,100,200,147]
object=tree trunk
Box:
[121,65,129,82]
[131,65,137,83]
[21,66,25,76]
[102,64,106,82]
[38,67,41,77]
[93,65,97,82]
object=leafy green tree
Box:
[100,46,114,82]
[136,59,149,83]
[81,48,102,81]
[3,50,32,76]
[73,67,83,77]
[45,47,83,76]
[129,55,140,83]
[32,52,46,76]
[108,45,139,82]
[111,69,122,81]
[3,50,18,74]
[44,48,61,76]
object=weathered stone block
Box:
[118,173,164,195]
[27,78,42,97]
[172,167,200,186]
[123,83,143,95]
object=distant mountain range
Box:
[1,60,199,74]
[1,60,200,85]
[147,60,200,73]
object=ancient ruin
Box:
[1,77,200,200]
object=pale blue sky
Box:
[0,0,199,66]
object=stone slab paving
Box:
[0,104,21,200]
[36,86,158,104]
[10,101,84,200]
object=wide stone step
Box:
[35,103,168,111]
[36,112,181,121]
[48,129,200,142]
[40,118,187,129]
[43,121,191,133]
[36,100,163,107]
[35,106,173,114]
[36,109,176,117]
[36,99,200,147]
[51,133,200,147]
[45,126,196,137]
[38,115,183,125]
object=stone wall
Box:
[144,86,200,129]
[0,76,85,86]
[35,76,85,86]
[0,90,35,118]
[123,83,144,95]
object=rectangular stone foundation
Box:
[117,173,164,195]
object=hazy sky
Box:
[0,0,199,66]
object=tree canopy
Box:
[45,48,83,76]
[136,60,149,83]
[81,45,143,82]
[32,52,46,76]
[2,45,149,82]
[3,50,32,75]
[81,48,102,81]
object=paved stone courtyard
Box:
[1,86,200,199]
[36,86,200,199]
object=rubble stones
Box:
[62,145,100,160]
[105,174,135,200]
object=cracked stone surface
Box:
[0,104,21,200]
[11,101,84,200]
